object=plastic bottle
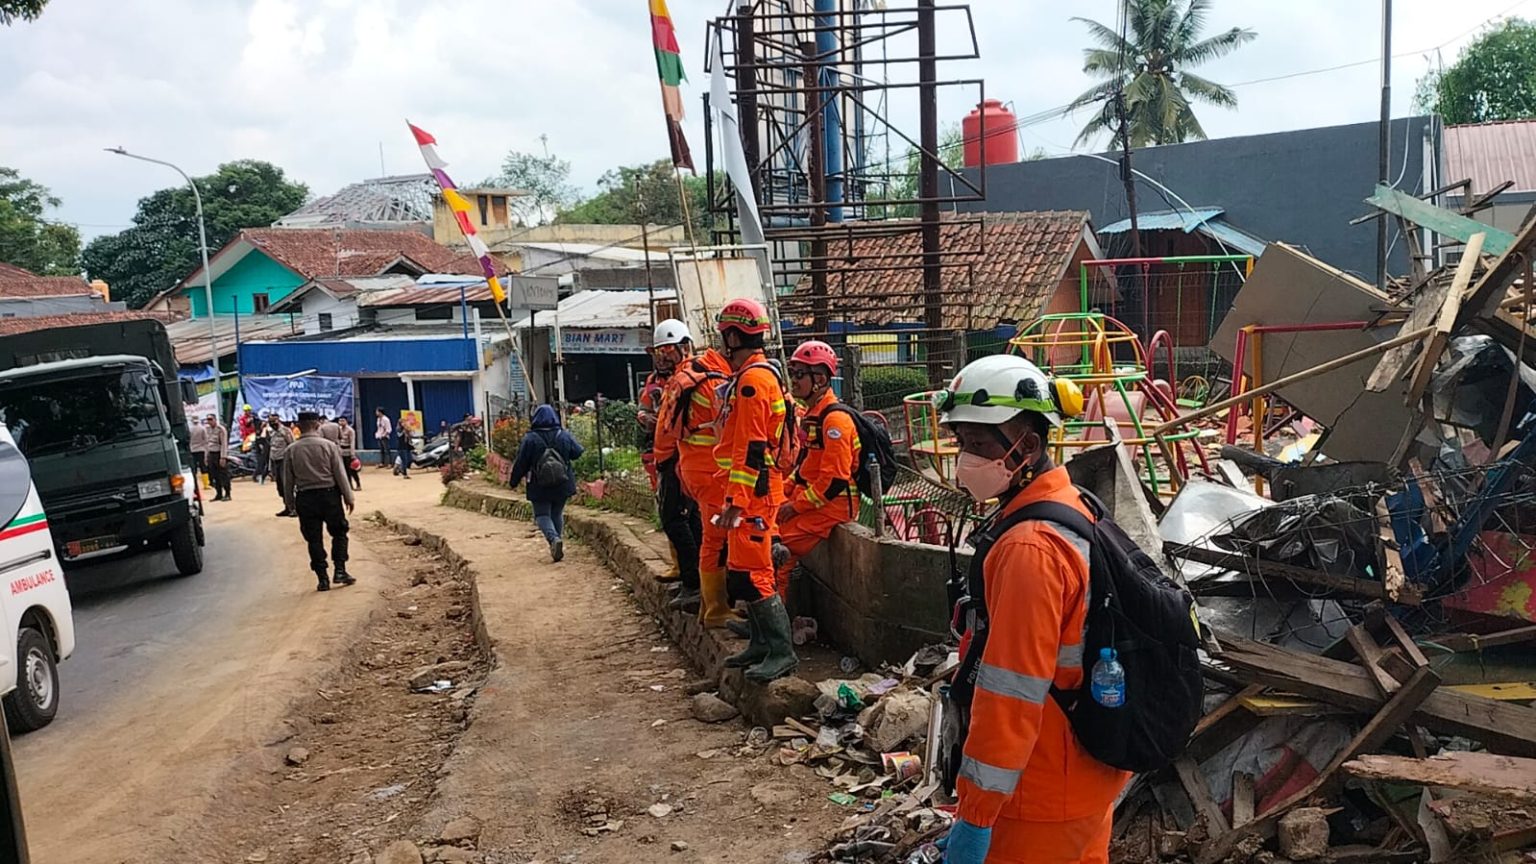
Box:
[1089,647,1125,708]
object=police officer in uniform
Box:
[283,412,355,591]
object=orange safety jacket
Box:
[716,350,788,508]
[660,349,732,478]
[788,389,860,516]
[955,466,1130,828]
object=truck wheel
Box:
[170,519,204,577]
[3,627,59,733]
[194,515,206,547]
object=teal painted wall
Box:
[185,252,303,316]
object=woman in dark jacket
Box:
[509,404,585,561]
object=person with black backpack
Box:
[508,404,584,562]
[935,354,1132,864]
[768,340,862,600]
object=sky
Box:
[1,0,1532,245]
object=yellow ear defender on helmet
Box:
[1050,376,1085,420]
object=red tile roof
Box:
[0,262,35,279]
[0,276,96,298]
[786,212,1093,330]
[180,228,491,288]
[1446,120,1536,194]
[0,311,164,337]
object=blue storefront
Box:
[239,334,488,455]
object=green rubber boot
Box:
[724,601,768,668]
[745,596,798,682]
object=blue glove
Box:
[939,819,992,864]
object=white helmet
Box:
[652,318,691,349]
[935,354,1082,428]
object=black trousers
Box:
[657,463,702,590]
[271,459,287,504]
[343,455,361,490]
[208,455,232,498]
[295,488,349,576]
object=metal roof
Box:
[1445,120,1536,194]
[273,174,437,228]
[1099,207,1267,257]
[165,315,300,365]
[511,289,674,330]
[508,241,661,263]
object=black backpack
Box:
[531,431,570,487]
[945,488,1202,778]
[820,404,900,499]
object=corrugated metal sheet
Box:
[511,289,674,329]
[1446,121,1536,194]
[1099,208,1267,257]
[418,380,474,431]
[239,337,477,376]
[167,315,299,365]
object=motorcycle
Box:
[412,433,454,468]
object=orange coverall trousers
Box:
[773,499,857,596]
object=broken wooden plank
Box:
[1373,500,1408,601]
[1153,327,1434,437]
[1188,685,1266,764]
[1231,772,1255,829]
[1405,232,1484,405]
[1455,208,1536,332]
[1167,542,1422,605]
[1196,666,1441,864]
[1429,624,1536,653]
[1343,751,1536,802]
[1346,624,1402,696]
[1365,184,1516,256]
[1238,693,1353,717]
[1174,755,1229,836]
[1212,632,1536,757]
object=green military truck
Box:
[0,319,206,578]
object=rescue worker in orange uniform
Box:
[936,354,1126,864]
[655,322,736,625]
[713,297,798,682]
[644,319,694,588]
[772,340,860,598]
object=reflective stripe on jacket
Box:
[955,466,1129,827]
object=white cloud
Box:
[0,0,1530,242]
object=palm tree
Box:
[1068,0,1256,148]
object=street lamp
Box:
[104,147,223,422]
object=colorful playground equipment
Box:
[904,311,1212,497]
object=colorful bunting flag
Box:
[650,0,694,171]
[407,121,507,304]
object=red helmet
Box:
[716,297,772,336]
[790,340,838,375]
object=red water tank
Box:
[962,99,1019,168]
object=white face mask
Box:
[954,451,1017,502]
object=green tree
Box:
[82,160,307,309]
[0,0,48,25]
[557,160,711,237]
[879,124,965,219]
[485,150,575,226]
[0,167,80,275]
[1068,0,1255,148]
[1417,18,1536,124]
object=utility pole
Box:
[1115,93,1141,258]
[1376,0,1393,292]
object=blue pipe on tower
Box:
[815,0,844,223]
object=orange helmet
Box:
[716,297,772,336]
[790,340,838,375]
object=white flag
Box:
[709,27,765,249]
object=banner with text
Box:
[559,327,647,355]
[242,375,355,422]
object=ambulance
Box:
[0,423,75,732]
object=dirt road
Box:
[13,473,437,864]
